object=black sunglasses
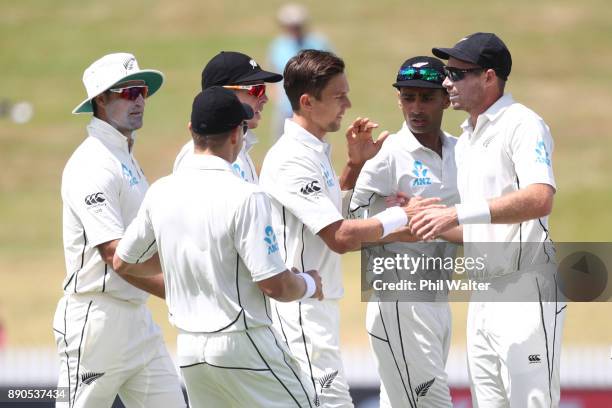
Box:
[443,66,485,82]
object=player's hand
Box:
[345,117,390,165]
[304,270,324,300]
[409,207,459,241]
[385,191,410,207]
[401,196,446,219]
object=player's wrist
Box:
[455,201,491,224]
[374,206,408,238]
[298,272,316,300]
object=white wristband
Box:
[299,273,316,300]
[373,206,409,238]
[456,201,491,224]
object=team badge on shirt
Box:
[412,160,432,186]
[264,226,279,254]
[535,140,551,166]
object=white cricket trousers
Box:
[272,299,354,407]
[178,325,315,407]
[467,270,566,408]
[52,293,186,408]
[366,300,452,408]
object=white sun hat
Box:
[72,52,164,114]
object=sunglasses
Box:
[242,120,249,135]
[398,67,444,83]
[223,84,266,98]
[108,85,149,100]
[443,67,485,82]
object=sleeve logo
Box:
[264,225,279,255]
[84,192,106,206]
[232,163,247,181]
[535,140,551,166]
[300,180,322,196]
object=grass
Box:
[1,0,611,350]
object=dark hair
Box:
[191,129,233,150]
[283,50,345,112]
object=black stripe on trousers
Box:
[396,301,418,408]
[72,300,93,407]
[62,298,72,408]
[536,278,553,407]
[267,327,313,408]
[298,302,318,405]
[376,302,415,408]
[245,330,303,407]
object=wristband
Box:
[299,273,316,300]
[456,201,491,224]
[373,206,408,238]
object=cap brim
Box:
[72,69,165,114]
[393,79,445,89]
[236,69,283,84]
[432,47,478,65]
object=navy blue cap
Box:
[202,51,283,89]
[191,86,254,135]
[393,56,446,89]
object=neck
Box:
[469,91,504,128]
[194,143,235,163]
[292,114,326,140]
[412,128,443,156]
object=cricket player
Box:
[53,53,185,407]
[113,86,324,407]
[259,50,435,407]
[350,56,460,407]
[410,33,565,407]
[174,51,282,183]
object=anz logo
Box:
[121,164,139,186]
[412,160,432,186]
[264,226,279,255]
[321,164,335,188]
[232,163,247,181]
[535,140,551,166]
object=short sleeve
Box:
[63,165,124,247]
[264,159,343,235]
[234,192,288,282]
[349,151,392,219]
[508,116,556,190]
[115,190,157,264]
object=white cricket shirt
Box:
[456,94,556,277]
[173,130,259,184]
[116,154,288,333]
[350,123,460,295]
[259,119,344,299]
[61,117,149,303]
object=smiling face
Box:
[442,57,487,115]
[309,73,351,135]
[398,87,449,137]
[96,79,146,137]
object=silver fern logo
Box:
[415,377,435,401]
[81,371,105,385]
[313,370,338,406]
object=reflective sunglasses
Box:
[223,84,266,98]
[398,67,445,83]
[443,66,485,82]
[108,85,149,100]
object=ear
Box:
[229,126,240,145]
[187,121,192,132]
[484,69,498,87]
[299,93,312,112]
[397,90,402,110]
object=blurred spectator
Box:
[268,3,331,139]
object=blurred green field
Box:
[1,0,611,350]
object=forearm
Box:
[334,218,384,252]
[339,161,364,190]
[488,184,553,224]
[258,270,307,302]
[112,253,166,298]
[120,272,165,299]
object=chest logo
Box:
[121,163,139,186]
[412,160,432,186]
[535,140,551,166]
[264,226,279,255]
